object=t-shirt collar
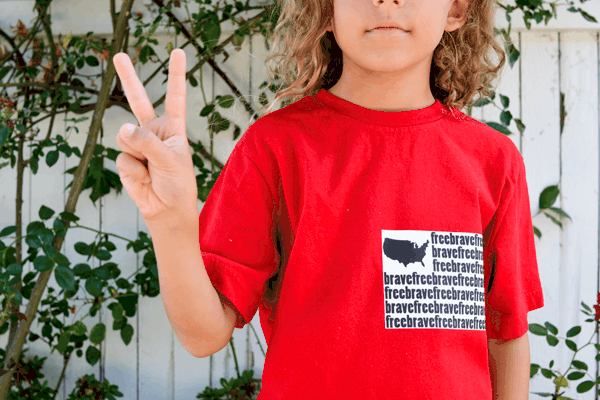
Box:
[311,88,448,127]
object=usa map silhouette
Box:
[383,238,430,267]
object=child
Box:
[113,0,544,397]
[199,0,544,398]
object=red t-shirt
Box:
[198,88,544,399]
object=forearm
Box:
[147,213,229,358]
[488,332,530,400]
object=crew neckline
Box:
[311,88,448,127]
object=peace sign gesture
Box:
[113,49,198,226]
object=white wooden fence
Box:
[1,0,600,398]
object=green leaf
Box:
[89,323,106,345]
[85,345,101,366]
[200,104,215,117]
[27,221,45,235]
[138,44,156,64]
[578,9,597,23]
[199,12,221,51]
[500,110,512,126]
[546,334,559,346]
[499,94,509,109]
[513,118,525,134]
[74,242,91,256]
[548,206,572,221]
[0,226,17,237]
[553,375,568,388]
[42,323,52,339]
[233,125,241,140]
[572,360,588,371]
[38,205,55,220]
[6,263,22,275]
[566,326,581,338]
[529,323,547,336]
[543,210,563,229]
[26,235,43,249]
[539,185,559,209]
[0,67,9,81]
[217,95,235,108]
[59,211,80,222]
[53,218,67,237]
[46,150,59,167]
[39,229,55,247]
[33,255,54,272]
[121,324,134,345]
[73,263,92,276]
[85,56,99,67]
[529,363,540,378]
[189,75,198,87]
[576,380,595,393]
[507,43,519,69]
[567,371,586,380]
[30,156,39,174]
[232,33,244,48]
[540,368,553,379]
[545,322,558,335]
[110,302,124,322]
[0,125,10,147]
[113,318,126,331]
[71,321,87,336]
[56,331,71,354]
[149,15,163,36]
[55,266,76,291]
[85,276,103,298]
[565,339,577,352]
[96,249,111,261]
[473,97,492,107]
[117,293,138,317]
[485,121,511,135]
[94,265,112,280]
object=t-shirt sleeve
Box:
[483,155,545,340]
[198,143,280,330]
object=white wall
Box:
[0,0,599,399]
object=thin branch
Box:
[152,0,265,121]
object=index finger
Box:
[113,52,157,126]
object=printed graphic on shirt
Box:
[382,230,485,331]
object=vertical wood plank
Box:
[520,30,561,394]
[480,30,521,152]
[558,30,599,400]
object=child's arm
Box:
[487,332,530,400]
[148,212,234,359]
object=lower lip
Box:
[368,28,407,35]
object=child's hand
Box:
[113,49,198,225]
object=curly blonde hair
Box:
[256,0,507,118]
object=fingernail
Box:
[125,124,136,137]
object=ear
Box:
[445,0,470,33]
